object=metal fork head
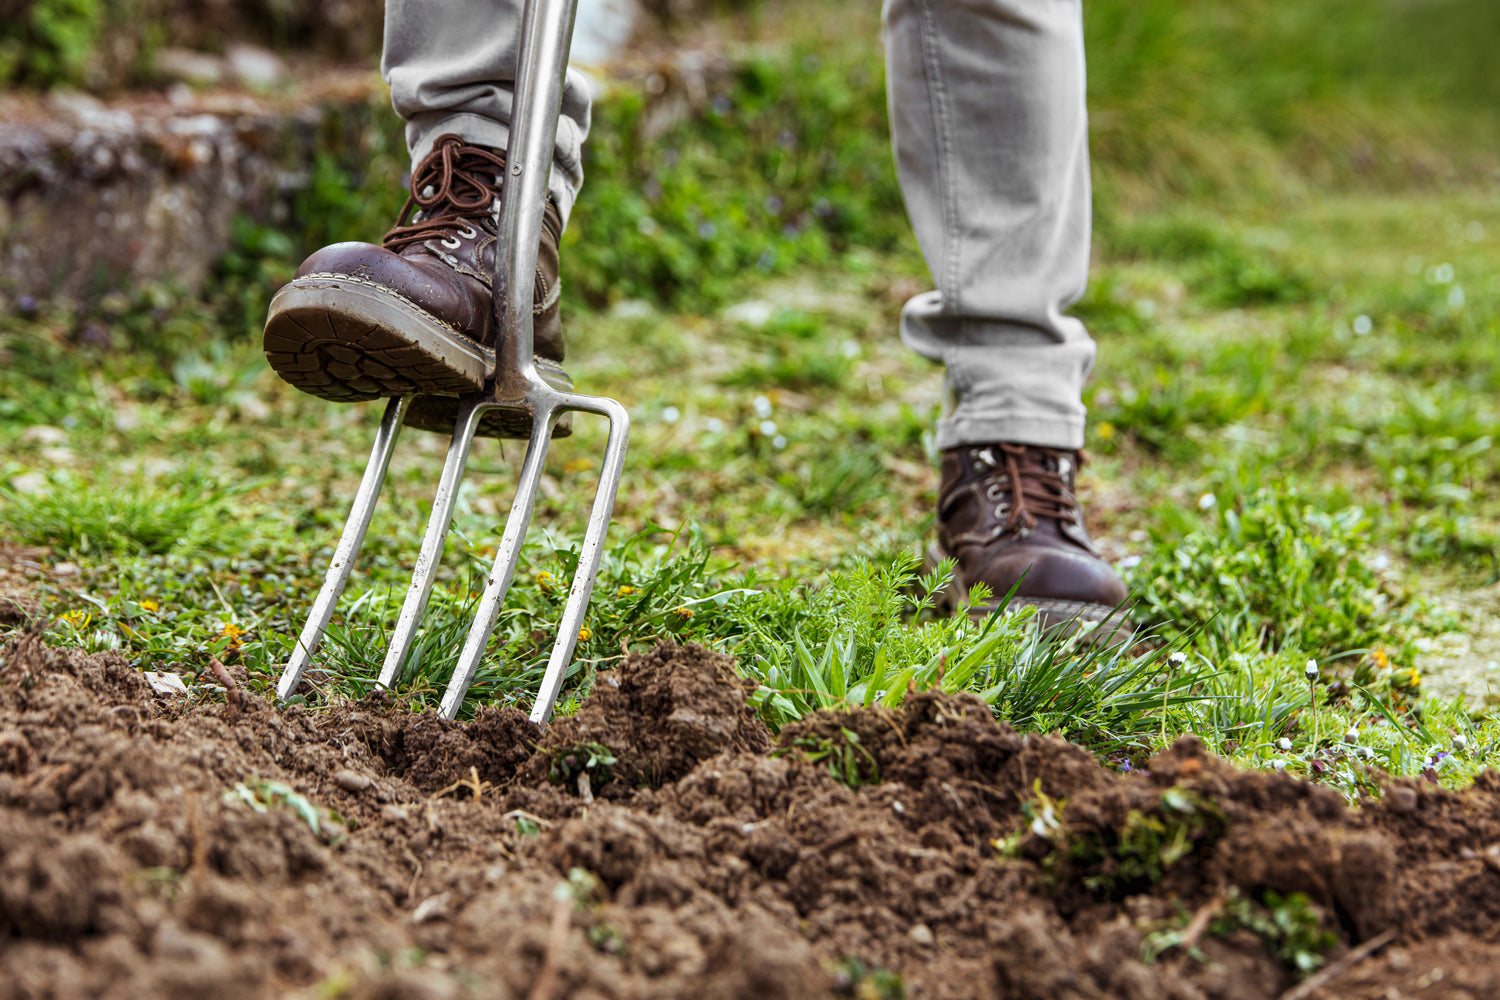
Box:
[277,376,629,722]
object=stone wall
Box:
[0,74,387,304]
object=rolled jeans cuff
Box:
[901,291,1093,451]
[407,111,584,226]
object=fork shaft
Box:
[278,396,410,700]
[438,403,561,719]
[378,396,486,689]
[492,0,579,386]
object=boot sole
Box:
[264,275,572,439]
[923,542,1136,644]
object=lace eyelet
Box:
[456,224,478,240]
[439,235,462,249]
[985,482,1008,502]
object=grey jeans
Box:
[383,0,1096,450]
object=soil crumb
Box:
[5,633,1500,999]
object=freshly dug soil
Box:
[3,631,1500,999]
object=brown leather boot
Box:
[262,134,570,438]
[929,442,1132,637]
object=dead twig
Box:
[402,846,424,901]
[501,809,555,830]
[1275,928,1399,1000]
[207,656,246,723]
[1179,893,1225,952]
[817,830,860,855]
[526,889,574,1000]
[433,765,493,803]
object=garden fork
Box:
[275,0,628,724]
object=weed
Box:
[1130,486,1443,668]
[831,957,906,1000]
[0,470,248,558]
[546,742,618,791]
[1212,888,1339,975]
[998,784,1225,897]
[224,778,324,837]
[782,726,881,789]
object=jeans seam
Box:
[914,0,959,316]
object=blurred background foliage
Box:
[3,0,1498,342]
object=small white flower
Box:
[1345,727,1359,744]
[1352,314,1373,335]
[705,417,725,434]
[1277,737,1292,752]
[752,395,773,418]
[1169,651,1188,666]
[1029,804,1062,838]
[661,406,681,424]
[1198,493,1217,511]
[771,434,787,450]
[1305,659,1319,682]
[1453,733,1469,753]
[1271,759,1287,772]
[758,419,778,437]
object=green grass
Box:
[4,0,1500,794]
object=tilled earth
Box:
[3,630,1500,999]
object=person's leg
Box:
[883,0,1128,631]
[383,0,592,225]
[264,0,588,438]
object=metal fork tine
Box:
[377,396,487,689]
[530,394,630,724]
[439,403,560,719]
[278,396,410,700]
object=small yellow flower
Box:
[673,606,694,619]
[1096,421,1116,441]
[59,610,92,628]
[577,627,592,642]
[564,457,595,474]
[1391,668,1421,690]
[1369,648,1391,670]
[534,570,555,590]
[617,585,639,597]
[219,622,248,650]
[140,599,159,613]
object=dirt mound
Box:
[5,633,1500,999]
[528,642,771,793]
[344,695,541,794]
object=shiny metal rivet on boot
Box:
[275,0,628,724]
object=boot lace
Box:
[986,443,1081,534]
[382,136,505,252]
